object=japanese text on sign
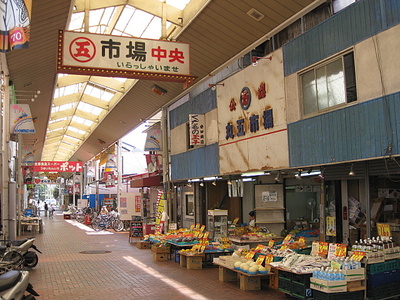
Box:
[189,114,205,146]
[33,161,83,172]
[61,31,191,76]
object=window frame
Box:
[299,49,357,118]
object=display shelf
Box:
[208,210,228,239]
[129,220,143,242]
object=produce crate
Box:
[367,269,400,288]
[291,281,313,300]
[367,259,400,275]
[292,272,312,285]
[279,270,293,281]
[313,290,364,300]
[136,241,150,249]
[153,252,170,261]
[278,277,292,294]
[367,282,400,300]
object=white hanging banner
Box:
[10,103,35,134]
[144,127,162,151]
[189,114,205,146]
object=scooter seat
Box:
[11,238,30,247]
[0,270,22,292]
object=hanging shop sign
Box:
[189,114,205,146]
[22,147,35,164]
[57,30,197,87]
[32,161,83,172]
[144,127,162,151]
[10,104,35,134]
[145,154,162,174]
[0,0,31,52]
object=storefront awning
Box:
[130,173,162,188]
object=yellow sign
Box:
[268,239,275,248]
[283,234,293,244]
[245,250,256,260]
[350,251,366,261]
[377,223,391,237]
[256,255,266,265]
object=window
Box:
[301,52,357,116]
[185,193,194,217]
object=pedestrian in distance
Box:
[49,205,55,218]
[44,202,48,217]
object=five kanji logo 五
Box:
[70,37,96,63]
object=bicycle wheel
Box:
[112,219,124,232]
[91,217,103,231]
[76,214,85,223]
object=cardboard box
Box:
[186,256,203,269]
[343,268,365,281]
[310,278,347,293]
[153,252,170,261]
[151,245,170,253]
[269,267,279,289]
[347,280,365,292]
[218,266,238,282]
[239,273,261,291]
[136,241,150,249]
[179,255,187,267]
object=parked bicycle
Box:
[91,210,124,232]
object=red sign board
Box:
[33,161,83,172]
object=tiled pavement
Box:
[20,212,290,300]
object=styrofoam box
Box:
[343,268,365,281]
[310,278,347,293]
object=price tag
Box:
[280,244,288,250]
[350,251,366,261]
[377,223,391,237]
[190,224,195,230]
[203,231,209,239]
[298,237,306,244]
[268,240,275,248]
[334,244,347,257]
[198,233,203,239]
[245,250,256,260]
[200,245,206,253]
[232,217,239,225]
[283,234,293,244]
[255,244,265,251]
[318,242,329,256]
[256,255,266,265]
[195,223,200,229]
[265,254,274,264]
[200,225,206,232]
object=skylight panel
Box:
[77,102,103,115]
[49,117,68,124]
[72,116,94,126]
[114,6,136,34]
[167,0,191,10]
[54,83,81,98]
[125,10,154,37]
[142,17,162,39]
[68,11,84,31]
[67,126,86,135]
[84,84,114,101]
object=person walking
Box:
[44,202,48,217]
[49,205,55,218]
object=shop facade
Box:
[166,0,400,245]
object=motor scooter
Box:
[0,270,39,299]
[7,238,42,268]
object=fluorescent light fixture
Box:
[242,178,256,182]
[301,170,321,177]
[203,176,216,181]
[241,171,265,177]
[189,178,201,182]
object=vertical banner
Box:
[104,171,115,188]
[10,104,36,134]
[22,166,34,184]
[189,114,205,146]
[135,195,141,213]
[145,154,162,174]
[155,191,165,234]
[144,127,162,151]
[0,0,31,52]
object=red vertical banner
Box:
[135,196,141,212]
